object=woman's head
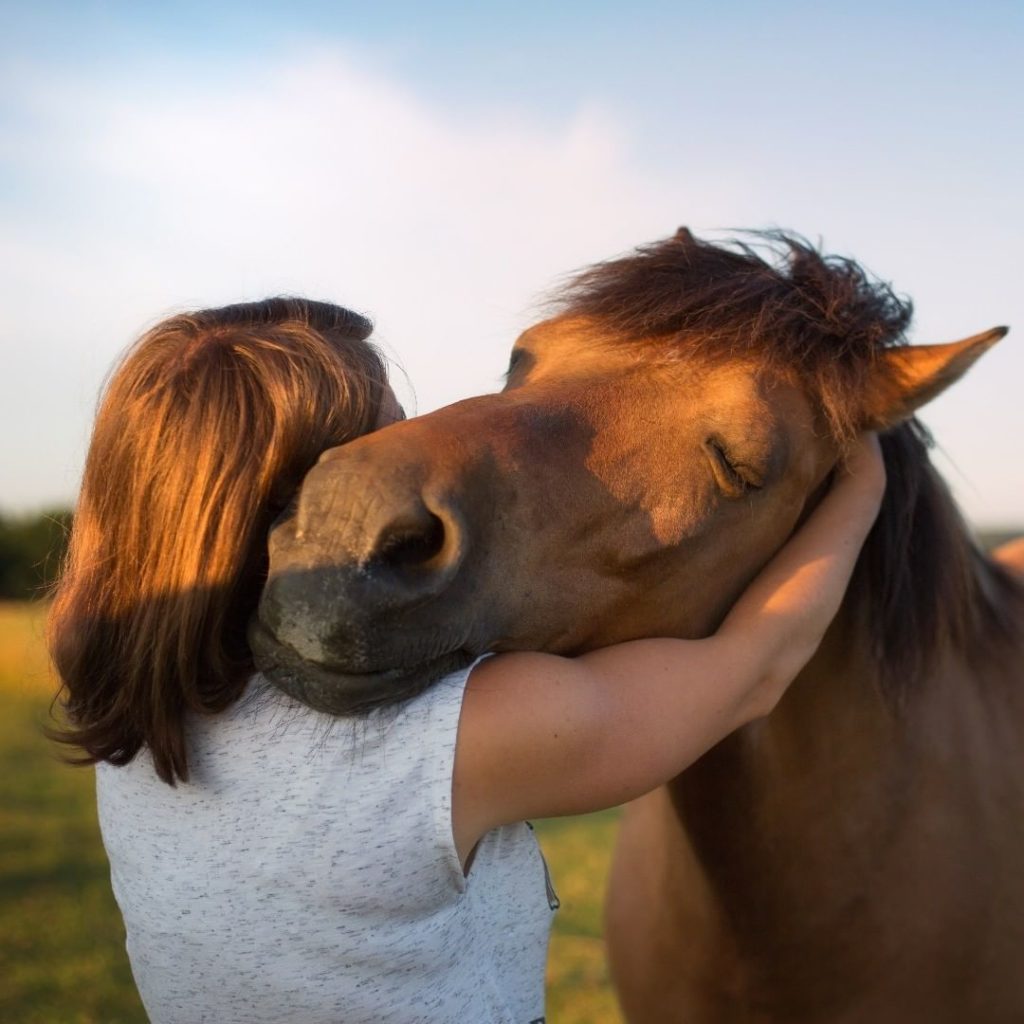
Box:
[49,297,391,784]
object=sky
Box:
[2,0,1022,526]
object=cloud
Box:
[1,44,1019,527]
[0,45,739,508]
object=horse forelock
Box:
[554,228,912,443]
[556,229,1023,694]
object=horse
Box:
[251,230,1024,1022]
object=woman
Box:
[49,297,884,1023]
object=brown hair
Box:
[556,228,913,444]
[48,297,389,784]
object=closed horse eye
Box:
[505,349,525,378]
[506,347,541,382]
[706,437,764,495]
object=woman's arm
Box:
[452,435,885,866]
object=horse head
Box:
[250,230,1005,713]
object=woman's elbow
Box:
[737,671,790,724]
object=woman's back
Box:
[96,662,554,1024]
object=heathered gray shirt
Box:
[96,663,556,1023]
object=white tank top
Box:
[96,662,556,1024]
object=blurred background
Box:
[1,1,1020,1021]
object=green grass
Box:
[535,811,623,1024]
[0,603,146,1023]
[0,602,623,1023]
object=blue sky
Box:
[2,1,1022,523]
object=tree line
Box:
[0,510,73,600]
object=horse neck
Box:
[758,535,1023,789]
[752,598,902,780]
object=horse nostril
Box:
[372,510,448,572]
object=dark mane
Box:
[556,229,1023,693]
[857,422,1023,695]
[556,228,912,442]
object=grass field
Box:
[0,602,623,1023]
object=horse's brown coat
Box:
[255,232,1024,1021]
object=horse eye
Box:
[707,438,763,495]
[506,349,524,377]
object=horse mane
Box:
[555,228,1024,693]
[855,421,1022,694]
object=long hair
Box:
[48,298,389,784]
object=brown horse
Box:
[251,231,1024,1022]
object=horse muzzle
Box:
[247,614,474,714]
[252,446,487,711]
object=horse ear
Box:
[861,326,1008,430]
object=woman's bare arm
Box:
[452,435,886,865]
